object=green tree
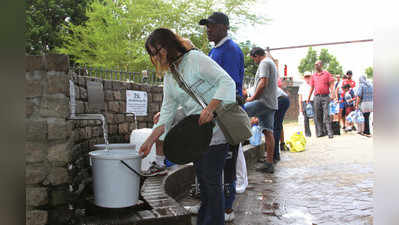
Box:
[298,47,317,74]
[365,66,373,79]
[298,47,343,75]
[26,0,93,54]
[56,0,267,71]
[238,40,257,78]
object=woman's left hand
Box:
[199,107,214,125]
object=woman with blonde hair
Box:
[138,28,236,225]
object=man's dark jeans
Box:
[314,95,333,137]
[274,96,290,160]
[224,144,238,210]
[194,144,228,225]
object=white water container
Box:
[89,146,141,208]
[130,128,156,171]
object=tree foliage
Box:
[365,66,373,79]
[298,47,343,75]
[56,0,266,71]
[238,40,257,78]
[26,0,93,54]
[297,47,317,74]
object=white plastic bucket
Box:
[130,128,156,171]
[89,145,141,208]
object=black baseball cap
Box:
[346,70,353,75]
[199,12,229,28]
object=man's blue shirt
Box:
[209,38,244,96]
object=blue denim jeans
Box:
[194,144,228,225]
[244,100,276,132]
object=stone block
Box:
[119,123,129,134]
[92,127,101,137]
[25,55,48,72]
[26,99,35,118]
[89,138,97,147]
[78,76,86,86]
[26,80,42,98]
[114,114,125,123]
[26,210,48,225]
[139,84,150,91]
[104,80,113,90]
[26,187,48,207]
[79,87,88,100]
[113,91,121,100]
[120,102,126,112]
[79,128,86,140]
[109,125,118,134]
[149,103,160,113]
[83,102,89,113]
[47,118,68,140]
[47,142,71,163]
[152,93,163,102]
[40,95,69,118]
[50,188,69,206]
[108,101,120,113]
[138,122,147,129]
[47,167,69,185]
[26,120,47,141]
[151,85,163,93]
[47,72,67,95]
[112,81,121,90]
[121,89,126,100]
[85,127,92,138]
[104,90,114,101]
[104,113,114,124]
[46,54,69,72]
[75,100,84,114]
[26,164,48,185]
[26,142,47,163]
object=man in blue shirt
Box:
[198,12,244,222]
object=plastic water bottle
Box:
[329,101,338,115]
[306,103,314,118]
[356,110,365,123]
[249,125,262,146]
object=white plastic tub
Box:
[89,144,141,208]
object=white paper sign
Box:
[126,90,148,116]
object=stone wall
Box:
[284,85,300,121]
[25,54,163,225]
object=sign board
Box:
[126,90,148,116]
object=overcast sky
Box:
[234,0,374,81]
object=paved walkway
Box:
[181,122,374,225]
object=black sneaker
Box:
[142,162,167,176]
[256,162,274,173]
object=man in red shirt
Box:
[342,70,356,88]
[307,60,335,138]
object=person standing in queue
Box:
[198,12,244,222]
[306,60,335,138]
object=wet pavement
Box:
[180,122,374,225]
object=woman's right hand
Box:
[138,138,155,158]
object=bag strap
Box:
[169,63,207,109]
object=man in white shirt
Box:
[298,74,314,137]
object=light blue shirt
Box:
[155,50,236,145]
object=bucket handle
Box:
[120,160,149,178]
